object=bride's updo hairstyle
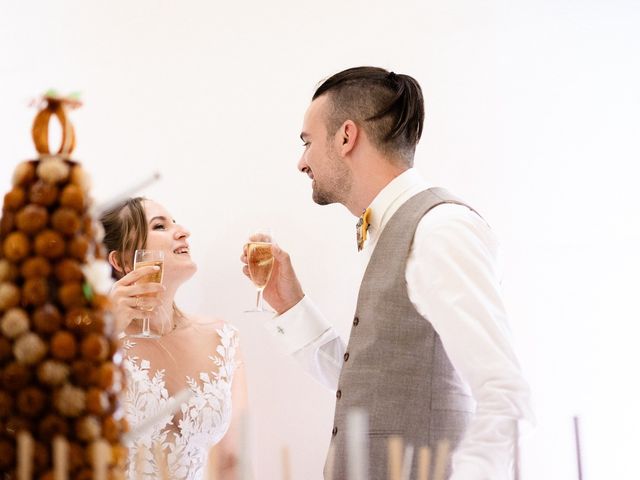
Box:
[100,197,147,279]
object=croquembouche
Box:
[0,92,127,479]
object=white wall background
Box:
[1,1,639,478]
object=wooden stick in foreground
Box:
[153,442,170,480]
[282,446,291,480]
[574,416,584,480]
[17,431,34,480]
[431,440,451,480]
[136,443,147,480]
[417,446,431,480]
[91,439,110,480]
[387,436,404,480]
[205,443,219,480]
[53,436,69,480]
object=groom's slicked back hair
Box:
[312,66,425,165]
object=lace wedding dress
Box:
[121,322,239,479]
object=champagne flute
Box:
[130,249,164,338]
[245,229,274,313]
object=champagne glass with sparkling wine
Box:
[245,229,274,313]
[130,249,164,338]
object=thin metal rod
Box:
[574,416,584,480]
[95,171,161,214]
[514,420,521,480]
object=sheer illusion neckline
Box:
[122,323,238,480]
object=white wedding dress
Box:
[121,321,239,479]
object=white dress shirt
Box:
[265,168,533,479]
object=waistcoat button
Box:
[332,426,338,436]
[343,352,349,362]
[353,317,359,326]
[336,389,342,399]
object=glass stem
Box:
[256,288,265,311]
[142,316,151,337]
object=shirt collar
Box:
[366,168,430,238]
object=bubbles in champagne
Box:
[247,242,274,289]
[133,260,164,284]
[133,260,163,311]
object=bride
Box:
[100,197,247,479]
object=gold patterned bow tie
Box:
[356,208,371,252]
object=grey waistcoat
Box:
[326,188,476,480]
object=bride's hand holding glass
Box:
[109,264,165,335]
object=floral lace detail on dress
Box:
[123,324,238,480]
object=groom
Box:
[242,66,532,479]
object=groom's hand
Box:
[241,240,304,315]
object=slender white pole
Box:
[514,420,521,480]
[574,416,584,480]
[347,408,369,480]
[401,444,414,480]
[95,172,162,214]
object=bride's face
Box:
[143,200,197,286]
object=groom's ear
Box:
[338,120,359,157]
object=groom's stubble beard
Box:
[312,142,353,207]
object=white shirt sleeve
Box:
[406,204,534,480]
[264,296,345,390]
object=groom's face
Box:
[297,95,352,206]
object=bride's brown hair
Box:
[100,197,187,326]
[100,197,147,279]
